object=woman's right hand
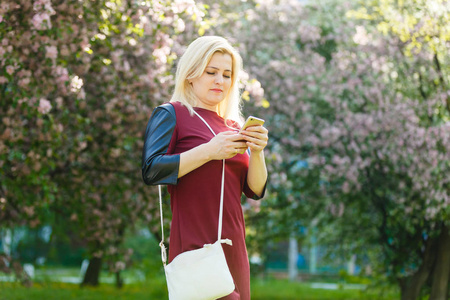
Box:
[178,131,247,178]
[206,131,248,160]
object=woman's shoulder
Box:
[155,102,175,114]
[152,101,188,118]
[169,100,192,115]
[147,103,176,128]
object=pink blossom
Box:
[0,15,3,23]
[152,46,170,64]
[53,66,69,83]
[0,3,9,12]
[23,206,35,217]
[45,45,58,59]
[247,198,261,213]
[80,37,89,50]
[123,60,130,72]
[172,0,201,17]
[18,98,28,105]
[78,88,86,100]
[353,26,370,45]
[17,69,32,78]
[115,261,126,271]
[31,13,51,30]
[55,97,63,108]
[286,95,296,104]
[33,0,55,15]
[6,65,14,75]
[77,141,87,151]
[305,135,319,147]
[298,23,321,42]
[342,182,350,193]
[44,2,56,15]
[18,78,30,87]
[60,45,70,56]
[0,76,7,84]
[245,80,264,100]
[33,0,45,10]
[38,98,52,114]
[93,251,103,258]
[176,18,185,32]
[239,70,250,81]
[31,14,44,29]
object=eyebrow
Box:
[206,66,232,73]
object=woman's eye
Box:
[206,71,230,79]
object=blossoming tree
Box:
[203,0,449,299]
[0,0,204,286]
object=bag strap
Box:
[158,110,231,266]
[158,185,167,265]
[192,111,228,243]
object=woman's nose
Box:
[215,74,223,84]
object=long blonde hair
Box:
[170,36,244,124]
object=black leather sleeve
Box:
[141,103,180,185]
[253,181,267,200]
[244,177,267,200]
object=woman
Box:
[142,36,268,300]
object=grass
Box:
[0,278,399,300]
[251,279,398,300]
[0,281,167,300]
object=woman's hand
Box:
[240,125,268,154]
[206,131,248,160]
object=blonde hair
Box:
[170,36,244,124]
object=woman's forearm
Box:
[247,150,267,197]
[178,143,212,178]
[178,131,249,178]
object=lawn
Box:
[0,278,399,300]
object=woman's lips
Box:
[211,89,222,93]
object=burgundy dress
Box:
[164,101,262,300]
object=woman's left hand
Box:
[240,125,269,153]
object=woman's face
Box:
[190,52,233,111]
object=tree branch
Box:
[433,53,450,113]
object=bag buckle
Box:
[159,241,167,266]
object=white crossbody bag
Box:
[157,111,235,300]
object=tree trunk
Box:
[288,235,298,281]
[81,257,102,287]
[399,237,437,300]
[115,271,123,289]
[429,226,450,300]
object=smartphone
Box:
[239,116,265,133]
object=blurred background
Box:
[0,0,449,299]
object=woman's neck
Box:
[195,103,218,112]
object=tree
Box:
[0,0,204,286]
[202,0,449,298]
